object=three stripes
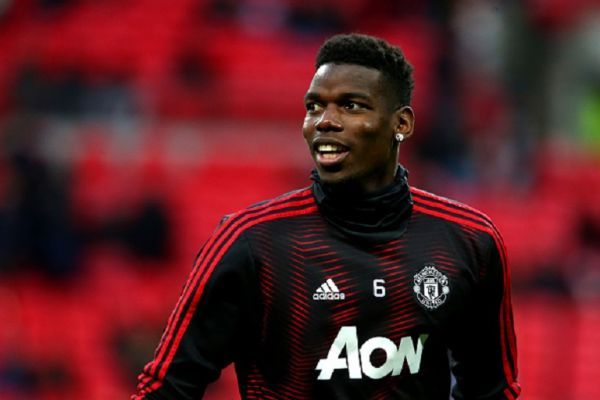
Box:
[133,189,317,399]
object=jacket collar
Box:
[311,165,413,243]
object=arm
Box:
[132,230,258,400]
[450,230,521,400]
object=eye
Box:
[344,101,366,111]
[305,102,324,113]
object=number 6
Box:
[373,279,386,297]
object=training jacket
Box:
[133,167,520,400]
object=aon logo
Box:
[316,326,428,380]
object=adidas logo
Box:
[313,278,346,301]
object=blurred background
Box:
[0,0,599,399]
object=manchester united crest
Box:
[413,266,450,309]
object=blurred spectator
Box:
[546,11,600,150]
[11,63,49,114]
[38,0,73,12]
[82,73,137,120]
[174,50,213,89]
[206,0,239,19]
[239,0,288,35]
[100,197,172,262]
[12,63,83,117]
[11,62,136,119]
[451,0,526,187]
[0,354,75,400]
[417,13,472,183]
[0,355,38,398]
[0,0,12,20]
[286,0,346,34]
[0,115,81,279]
[566,211,600,301]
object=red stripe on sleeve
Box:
[148,191,313,378]
[412,193,495,229]
[411,187,495,226]
[137,193,317,397]
[136,189,313,396]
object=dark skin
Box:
[303,63,415,194]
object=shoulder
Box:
[410,186,501,240]
[190,187,317,277]
[218,186,318,233]
[410,187,510,271]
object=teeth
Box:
[318,144,343,152]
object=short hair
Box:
[315,33,414,107]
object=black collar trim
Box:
[311,166,413,243]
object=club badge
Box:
[413,265,450,309]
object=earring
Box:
[395,133,404,142]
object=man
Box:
[133,33,520,399]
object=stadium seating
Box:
[1,1,599,398]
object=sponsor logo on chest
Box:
[315,326,428,380]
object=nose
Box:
[315,105,343,132]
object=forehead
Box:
[307,63,385,96]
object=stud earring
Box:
[395,133,405,142]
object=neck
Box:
[311,165,413,243]
[320,166,399,196]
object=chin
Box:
[321,175,349,187]
[317,168,361,188]
[317,166,346,181]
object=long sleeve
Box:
[450,230,521,400]
[132,230,259,400]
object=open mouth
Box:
[315,143,350,167]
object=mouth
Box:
[313,142,350,168]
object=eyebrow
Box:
[304,92,372,102]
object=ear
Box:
[393,106,415,140]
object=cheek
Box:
[357,121,393,155]
[302,121,313,147]
[360,121,375,132]
[357,121,386,143]
[302,117,314,141]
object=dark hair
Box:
[315,33,414,107]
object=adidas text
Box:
[313,292,346,301]
[313,278,345,301]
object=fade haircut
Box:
[315,33,414,107]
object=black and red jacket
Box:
[133,167,520,399]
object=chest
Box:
[250,217,481,338]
